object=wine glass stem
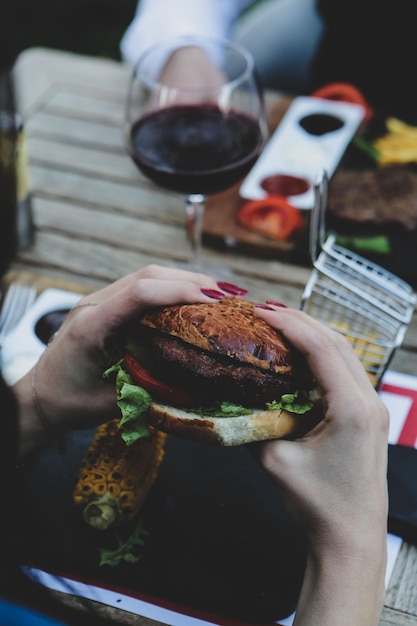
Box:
[186,193,206,268]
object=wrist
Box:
[13,365,66,459]
[295,536,386,626]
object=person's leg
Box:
[232,0,325,93]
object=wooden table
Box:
[7,47,417,626]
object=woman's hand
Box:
[254,305,389,626]
[14,265,244,456]
[160,46,226,93]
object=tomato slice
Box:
[310,82,373,122]
[237,196,303,241]
[124,352,196,408]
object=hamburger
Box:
[106,298,322,446]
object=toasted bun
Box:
[140,298,298,375]
[147,401,323,446]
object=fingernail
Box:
[265,300,287,308]
[201,288,225,300]
[217,281,248,296]
[255,304,275,310]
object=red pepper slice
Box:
[237,196,303,241]
[310,82,373,122]
[124,352,196,408]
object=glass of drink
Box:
[125,35,268,275]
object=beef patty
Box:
[146,332,311,407]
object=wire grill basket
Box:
[301,171,416,388]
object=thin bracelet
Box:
[68,301,98,316]
[31,365,66,454]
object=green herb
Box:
[99,517,148,567]
[267,390,314,414]
[191,401,252,418]
[352,136,380,161]
[336,234,391,255]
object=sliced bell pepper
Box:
[311,82,373,122]
[237,196,303,241]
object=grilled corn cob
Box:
[73,419,166,530]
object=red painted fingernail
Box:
[201,288,225,300]
[255,304,275,310]
[217,281,248,296]
[265,300,287,308]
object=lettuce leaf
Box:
[105,360,313,445]
[267,390,314,414]
[192,402,252,418]
[104,360,151,444]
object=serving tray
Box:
[240,96,365,209]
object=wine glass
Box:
[125,35,268,275]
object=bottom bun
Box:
[147,403,323,446]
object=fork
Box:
[0,282,37,343]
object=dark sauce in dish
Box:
[35,309,70,345]
[299,113,344,136]
[260,174,310,197]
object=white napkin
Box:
[1,288,82,384]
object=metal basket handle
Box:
[309,169,329,265]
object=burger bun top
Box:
[139,298,304,377]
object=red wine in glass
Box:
[129,103,264,195]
